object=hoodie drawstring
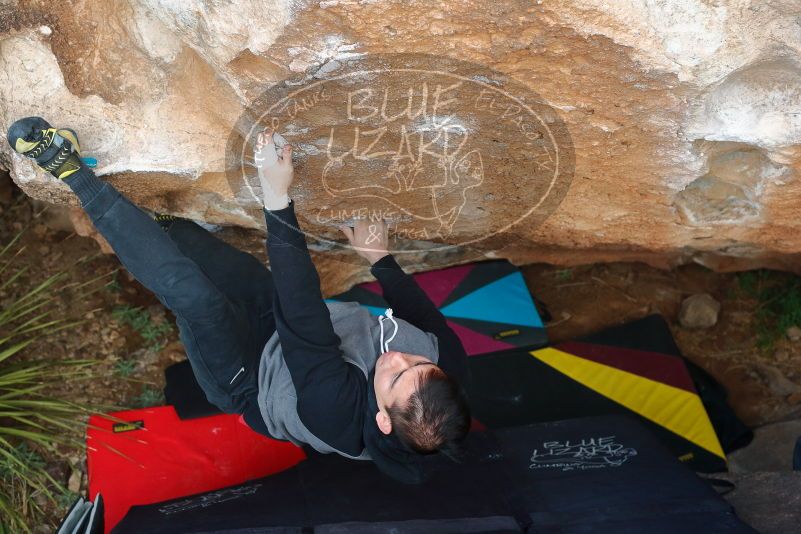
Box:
[379,308,398,354]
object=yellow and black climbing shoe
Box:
[7,117,83,180]
[154,213,177,231]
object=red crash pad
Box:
[86,406,306,533]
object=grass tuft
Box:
[112,304,173,352]
[0,229,98,532]
[737,269,801,351]
[130,386,164,409]
[554,269,573,282]
[114,359,137,378]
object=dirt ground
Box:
[2,174,800,530]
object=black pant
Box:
[68,169,275,429]
[164,219,276,421]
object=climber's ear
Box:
[376,410,392,435]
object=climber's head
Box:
[373,350,470,457]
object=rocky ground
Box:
[2,173,800,532]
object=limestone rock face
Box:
[1,0,801,291]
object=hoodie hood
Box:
[363,369,425,484]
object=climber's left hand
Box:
[339,219,390,265]
[255,129,293,210]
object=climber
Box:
[7,117,470,483]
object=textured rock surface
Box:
[2,0,801,291]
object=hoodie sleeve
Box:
[264,203,367,455]
[370,254,469,386]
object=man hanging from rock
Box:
[7,117,470,483]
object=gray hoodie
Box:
[257,301,439,458]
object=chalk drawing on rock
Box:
[225,53,575,256]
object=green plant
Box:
[0,444,50,530]
[737,270,765,296]
[55,489,80,511]
[130,386,164,409]
[104,269,122,293]
[0,232,95,532]
[554,269,573,282]
[737,269,801,351]
[114,358,137,378]
[112,304,173,351]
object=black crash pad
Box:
[113,415,754,533]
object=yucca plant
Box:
[0,229,101,532]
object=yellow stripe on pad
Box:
[531,347,725,459]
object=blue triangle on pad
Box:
[439,272,543,327]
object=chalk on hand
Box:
[255,131,288,168]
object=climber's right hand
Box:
[255,129,293,211]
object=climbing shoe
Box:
[7,117,83,180]
[154,213,177,231]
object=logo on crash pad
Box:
[112,420,144,433]
[227,53,574,260]
[529,435,637,471]
[158,484,262,515]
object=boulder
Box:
[1,1,801,292]
[679,293,721,329]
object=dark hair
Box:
[388,368,470,459]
